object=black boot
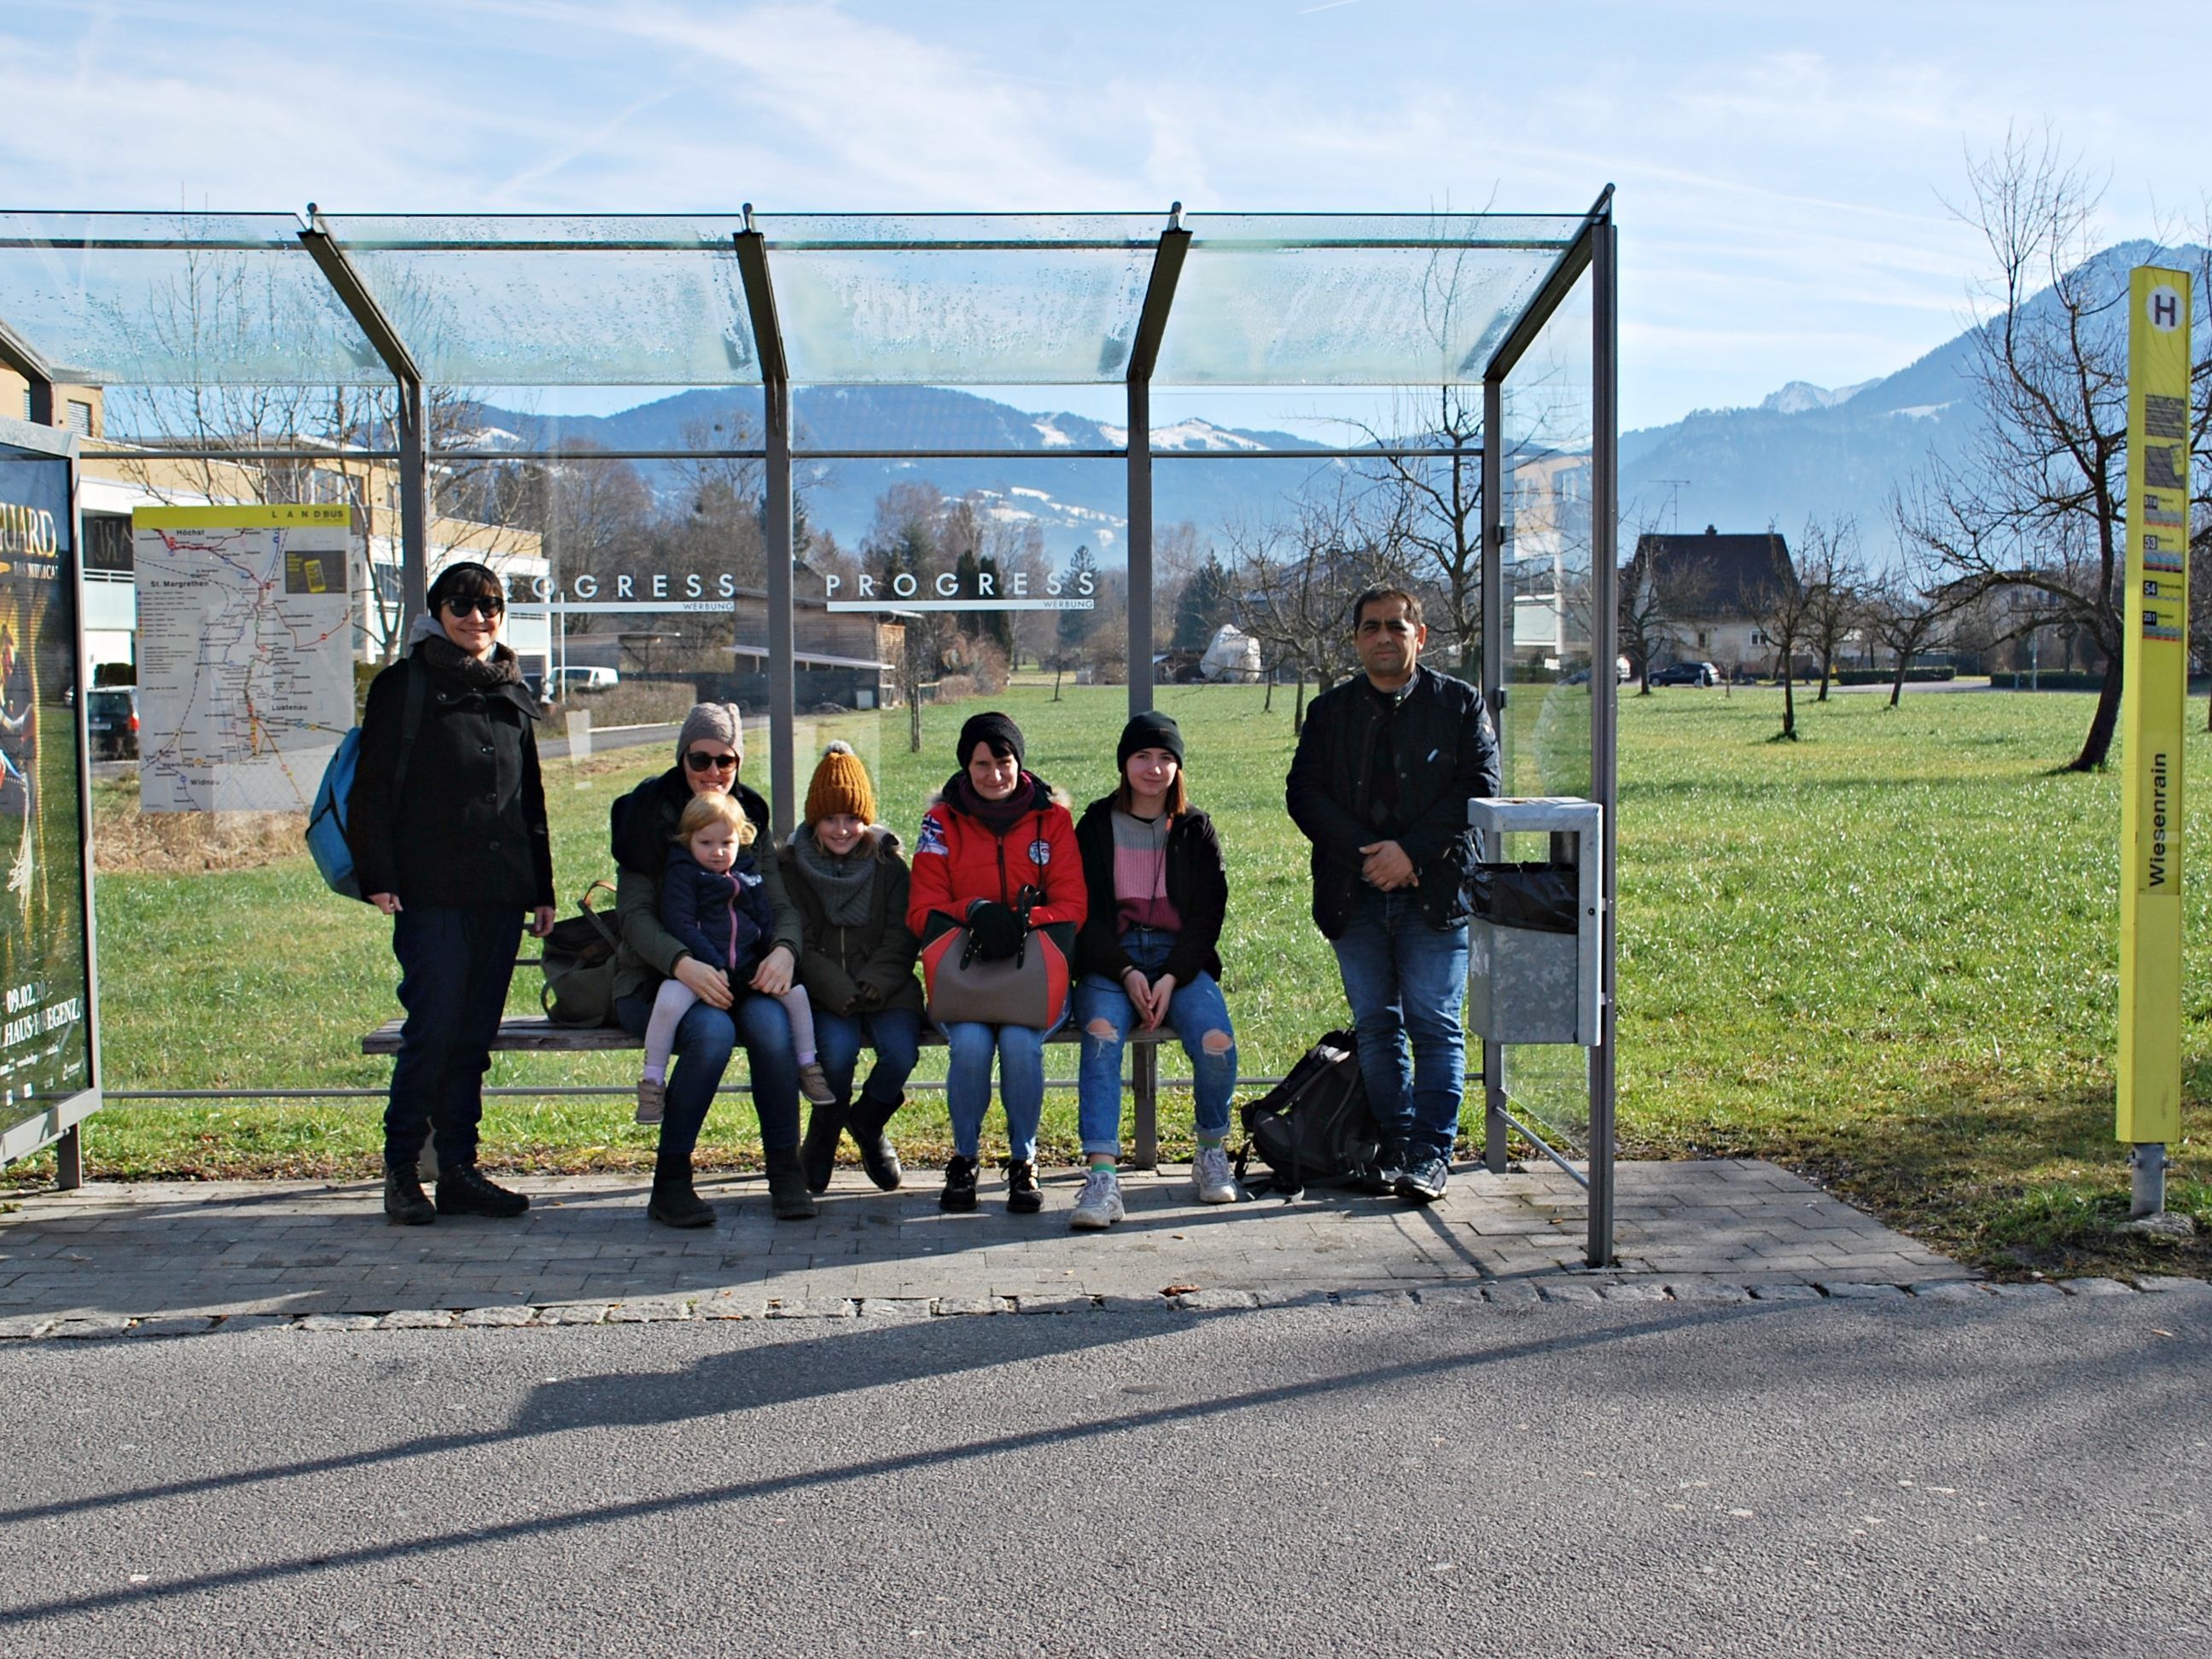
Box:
[799,1103,847,1194]
[1006,1159,1043,1215]
[647,1143,715,1229]
[764,1144,819,1220]
[940,1154,979,1213]
[846,1096,905,1192]
[435,1164,530,1219]
[383,1165,434,1226]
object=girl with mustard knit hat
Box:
[783,741,924,1191]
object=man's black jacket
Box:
[1285,663,1500,938]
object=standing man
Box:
[1287,586,1499,1204]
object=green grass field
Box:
[10,680,2209,1278]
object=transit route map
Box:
[132,504,355,813]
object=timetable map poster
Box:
[133,504,354,813]
[0,441,93,1155]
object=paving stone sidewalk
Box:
[0,1157,1982,1329]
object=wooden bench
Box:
[362,1014,1179,1170]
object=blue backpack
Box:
[306,661,426,900]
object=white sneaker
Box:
[1068,1166,1126,1231]
[1191,1145,1237,1204]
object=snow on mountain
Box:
[1757,379,1876,415]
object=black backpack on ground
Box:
[1236,1027,1383,1196]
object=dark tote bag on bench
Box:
[539,880,620,1027]
[920,920,1074,1029]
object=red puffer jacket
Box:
[906,773,1086,945]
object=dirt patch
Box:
[95,800,307,875]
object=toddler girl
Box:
[637,792,833,1123]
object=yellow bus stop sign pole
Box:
[2117,266,2192,1217]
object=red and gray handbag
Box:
[920,889,1074,1028]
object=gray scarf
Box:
[792,824,876,926]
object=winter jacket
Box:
[1073,799,1228,989]
[659,843,774,981]
[348,644,553,911]
[607,769,801,1005]
[905,773,1086,946]
[1285,662,1500,938]
[783,824,925,1018]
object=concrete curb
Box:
[3,1274,2198,1338]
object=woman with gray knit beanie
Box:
[605,702,812,1227]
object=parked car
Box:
[86,686,139,759]
[555,665,619,693]
[1650,661,1720,687]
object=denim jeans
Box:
[615,984,800,1161]
[1074,925,1237,1159]
[384,905,525,1171]
[940,1019,1053,1163]
[814,1004,923,1117]
[1328,888,1470,1162]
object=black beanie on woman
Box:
[957,711,1026,768]
[1116,710,1185,768]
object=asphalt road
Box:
[3,1290,2206,1656]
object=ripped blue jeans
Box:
[1074,925,1237,1160]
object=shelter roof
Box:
[0,208,1593,391]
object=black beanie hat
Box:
[1116,710,1185,768]
[958,711,1026,769]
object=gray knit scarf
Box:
[791,824,876,926]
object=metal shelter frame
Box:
[1,197,1620,1261]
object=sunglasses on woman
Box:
[684,750,740,772]
[442,595,504,619]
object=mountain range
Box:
[474,386,1332,562]
[474,239,2194,573]
[1620,238,2198,562]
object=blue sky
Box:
[7,1,2207,430]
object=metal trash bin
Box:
[1465,796,1603,1047]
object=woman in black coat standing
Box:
[350,562,555,1225]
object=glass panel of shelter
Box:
[320,217,762,387]
[0,212,383,386]
[1151,214,1581,387]
[1494,274,1597,1151]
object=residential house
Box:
[1624,525,1801,678]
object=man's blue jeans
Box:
[615,985,800,1161]
[385,905,524,1171]
[1074,925,1237,1159]
[941,1020,1051,1163]
[1328,888,1470,1163]
[814,1005,922,1118]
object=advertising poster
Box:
[0,426,96,1164]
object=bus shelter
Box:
[0,199,1621,1259]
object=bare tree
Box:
[1861,546,1963,707]
[1800,516,1870,701]
[1747,523,1817,741]
[1899,130,2212,769]
[1227,480,1413,733]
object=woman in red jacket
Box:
[908,712,1085,1214]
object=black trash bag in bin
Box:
[1469,862,1579,934]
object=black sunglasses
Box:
[441,595,504,619]
[684,750,740,771]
